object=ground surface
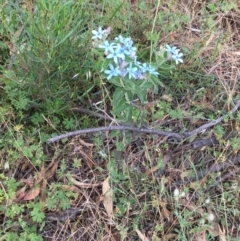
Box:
[1,1,240,240]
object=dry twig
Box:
[48,101,240,143]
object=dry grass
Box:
[1,0,240,240]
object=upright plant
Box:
[92,26,183,122]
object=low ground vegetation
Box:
[1,0,240,240]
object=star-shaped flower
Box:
[106,45,125,64]
[165,44,177,54]
[126,63,138,79]
[98,41,116,53]
[104,64,121,80]
[146,65,159,76]
[165,45,183,64]
[171,50,183,65]
[92,27,107,40]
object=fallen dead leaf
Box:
[20,159,31,172]
[38,165,47,202]
[219,225,227,241]
[44,157,60,180]
[74,145,95,168]
[112,232,121,241]
[15,185,27,201]
[23,187,40,201]
[162,233,177,240]
[145,165,159,176]
[39,178,47,203]
[61,184,81,193]
[170,32,175,42]
[159,199,171,222]
[20,177,34,187]
[69,176,101,188]
[161,94,173,102]
[232,51,240,55]
[208,222,220,237]
[208,223,227,241]
[195,230,207,241]
[135,229,149,241]
[78,138,94,147]
[102,176,113,219]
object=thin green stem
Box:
[150,0,161,62]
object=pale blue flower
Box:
[106,45,125,64]
[138,63,149,73]
[94,31,162,80]
[118,59,128,68]
[92,27,106,40]
[146,65,159,76]
[118,45,131,56]
[135,69,145,80]
[134,57,142,67]
[129,50,137,59]
[114,35,125,43]
[126,63,138,79]
[171,50,183,65]
[115,36,133,47]
[104,64,121,80]
[165,45,183,64]
[120,68,128,77]
[115,35,136,56]
[137,63,159,76]
[165,44,177,54]
[98,41,116,52]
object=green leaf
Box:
[124,91,133,104]
[169,108,183,119]
[27,233,43,241]
[6,233,19,241]
[137,90,147,104]
[31,112,45,125]
[112,99,129,115]
[113,87,125,101]
[30,203,45,223]
[140,81,153,89]
[124,80,136,91]
[63,117,75,130]
[108,77,126,88]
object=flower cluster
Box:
[92,27,159,80]
[165,44,183,65]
